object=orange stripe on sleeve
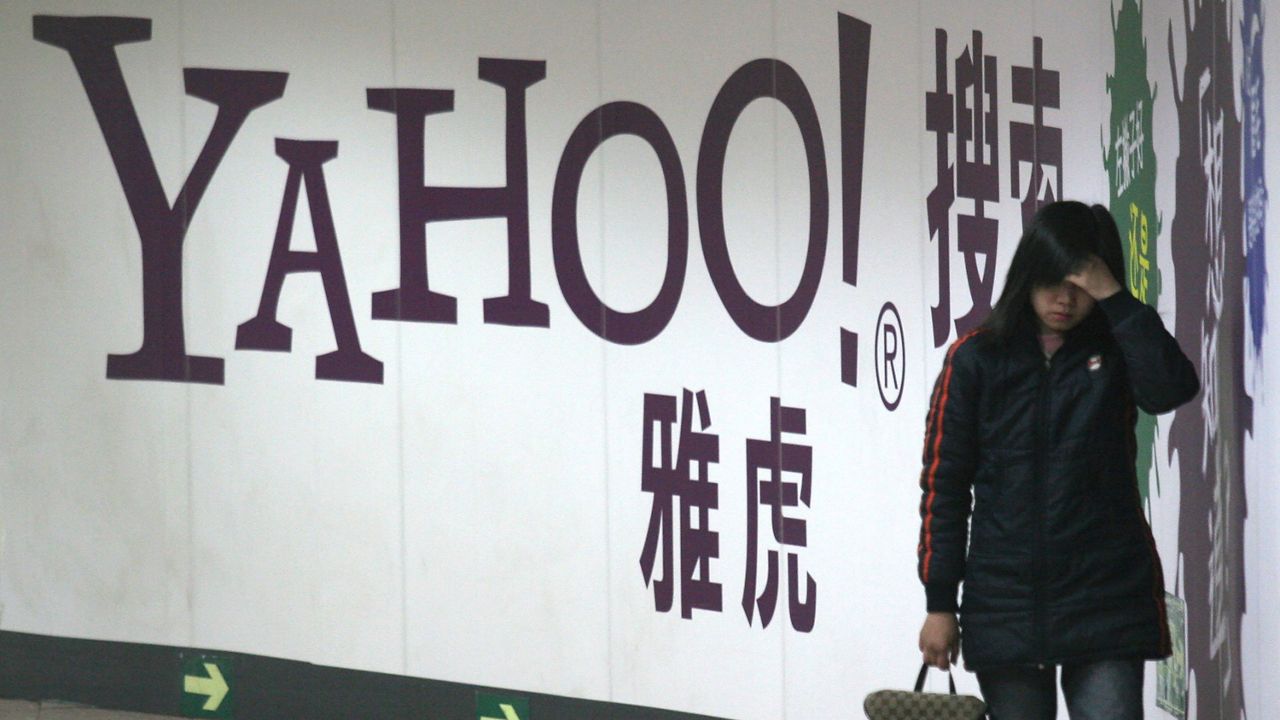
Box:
[919,330,980,583]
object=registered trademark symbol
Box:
[874,302,904,411]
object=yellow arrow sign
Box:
[479,703,521,720]
[183,662,229,711]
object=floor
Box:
[0,701,180,720]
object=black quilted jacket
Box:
[917,291,1199,670]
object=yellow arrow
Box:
[183,662,229,711]
[479,703,521,720]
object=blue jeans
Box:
[976,659,1144,720]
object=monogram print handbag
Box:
[863,663,987,720]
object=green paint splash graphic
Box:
[1104,0,1161,505]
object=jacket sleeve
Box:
[1097,291,1200,414]
[917,333,981,613]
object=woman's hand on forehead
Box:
[1066,254,1123,301]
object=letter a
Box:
[236,140,384,384]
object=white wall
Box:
[0,1,1275,718]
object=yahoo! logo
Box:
[34,14,872,386]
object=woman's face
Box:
[1030,280,1095,334]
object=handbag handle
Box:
[914,663,959,695]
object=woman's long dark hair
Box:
[982,200,1127,344]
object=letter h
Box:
[367,59,547,327]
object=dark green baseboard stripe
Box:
[0,630,729,720]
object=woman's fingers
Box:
[1067,254,1122,300]
[923,646,951,669]
[920,638,955,669]
[919,612,959,669]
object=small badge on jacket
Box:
[1088,354,1103,372]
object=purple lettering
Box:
[1009,37,1063,228]
[33,15,287,383]
[839,14,872,386]
[552,102,688,344]
[743,398,816,632]
[697,59,828,343]
[640,390,722,617]
[925,29,956,348]
[952,32,1000,337]
[367,58,547,326]
[236,139,384,384]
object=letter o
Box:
[552,101,688,345]
[697,59,828,342]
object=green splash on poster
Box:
[1104,0,1161,504]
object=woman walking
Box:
[916,201,1199,719]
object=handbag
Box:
[863,663,987,720]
